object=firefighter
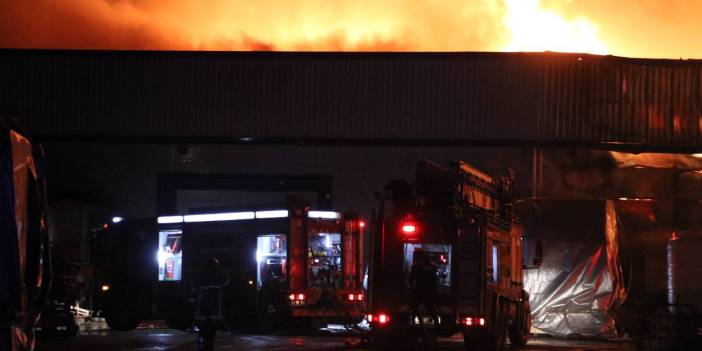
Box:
[408,249,439,325]
[193,257,227,351]
[260,269,285,317]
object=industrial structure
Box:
[2,50,702,346]
[1,50,702,152]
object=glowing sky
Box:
[0,0,700,58]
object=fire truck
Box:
[366,160,539,350]
[96,198,366,331]
[92,218,156,331]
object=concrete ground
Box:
[35,320,634,351]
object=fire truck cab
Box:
[154,198,366,331]
[367,161,536,350]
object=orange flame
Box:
[1,1,700,58]
[502,0,607,54]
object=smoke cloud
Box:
[541,0,702,59]
[0,0,506,51]
[0,0,700,58]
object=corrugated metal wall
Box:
[1,50,701,149]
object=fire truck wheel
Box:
[104,302,140,331]
[508,296,531,348]
[464,301,507,350]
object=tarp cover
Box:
[0,116,50,351]
[523,200,627,338]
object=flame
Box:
[2,0,701,58]
[501,0,607,55]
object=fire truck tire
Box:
[463,301,507,350]
[508,295,531,348]
[104,302,140,331]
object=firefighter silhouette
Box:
[261,270,286,315]
[409,248,439,325]
[193,257,228,351]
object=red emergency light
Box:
[347,293,364,301]
[367,313,390,325]
[359,220,366,228]
[401,223,417,234]
[400,221,420,241]
[462,317,473,326]
[288,293,306,302]
[460,315,486,327]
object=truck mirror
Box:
[523,237,543,269]
[534,239,543,267]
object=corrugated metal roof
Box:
[1,50,701,151]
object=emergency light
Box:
[400,221,419,238]
[459,316,486,327]
[402,224,417,233]
[288,293,306,301]
[347,293,364,301]
[288,293,307,306]
[367,313,390,324]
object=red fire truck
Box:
[366,161,539,350]
[152,198,366,331]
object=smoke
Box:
[0,0,700,58]
[0,0,185,50]
[0,0,506,51]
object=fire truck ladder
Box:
[450,161,512,313]
[455,218,482,313]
